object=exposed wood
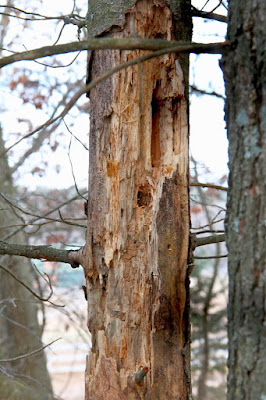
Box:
[84,0,191,398]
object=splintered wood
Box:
[85,1,190,399]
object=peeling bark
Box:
[85,1,191,398]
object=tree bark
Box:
[84,0,192,399]
[221,0,266,399]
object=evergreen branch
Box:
[0,38,230,68]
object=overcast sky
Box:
[0,0,228,190]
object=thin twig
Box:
[0,263,64,307]
[67,132,87,200]
[63,118,89,151]
[0,337,61,362]
[2,190,88,241]
[190,195,226,211]
[190,182,227,191]
[190,85,225,100]
[191,6,227,23]
[0,192,87,229]
[194,254,228,259]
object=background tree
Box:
[0,6,54,397]
[0,127,53,400]
[221,0,265,399]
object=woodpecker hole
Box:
[137,184,152,208]
[151,94,161,167]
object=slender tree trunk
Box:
[0,129,53,400]
[221,0,266,399]
[84,1,192,398]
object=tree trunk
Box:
[0,129,53,400]
[221,0,266,399]
[84,0,192,399]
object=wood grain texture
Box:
[85,1,191,398]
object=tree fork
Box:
[83,0,192,399]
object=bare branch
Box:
[0,337,61,363]
[1,314,43,342]
[63,118,88,151]
[193,233,226,249]
[2,190,87,241]
[0,263,64,307]
[190,85,225,100]
[190,182,227,191]
[67,133,87,200]
[2,42,229,156]
[191,6,227,22]
[190,195,226,211]
[0,241,81,268]
[0,6,86,27]
[194,254,228,259]
[191,216,225,231]
[0,191,87,228]
[194,229,225,234]
[8,113,62,171]
[0,38,230,69]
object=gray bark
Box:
[221,0,266,399]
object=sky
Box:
[0,0,229,190]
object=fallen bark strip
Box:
[0,38,229,68]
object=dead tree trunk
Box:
[84,0,192,399]
[221,0,265,399]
